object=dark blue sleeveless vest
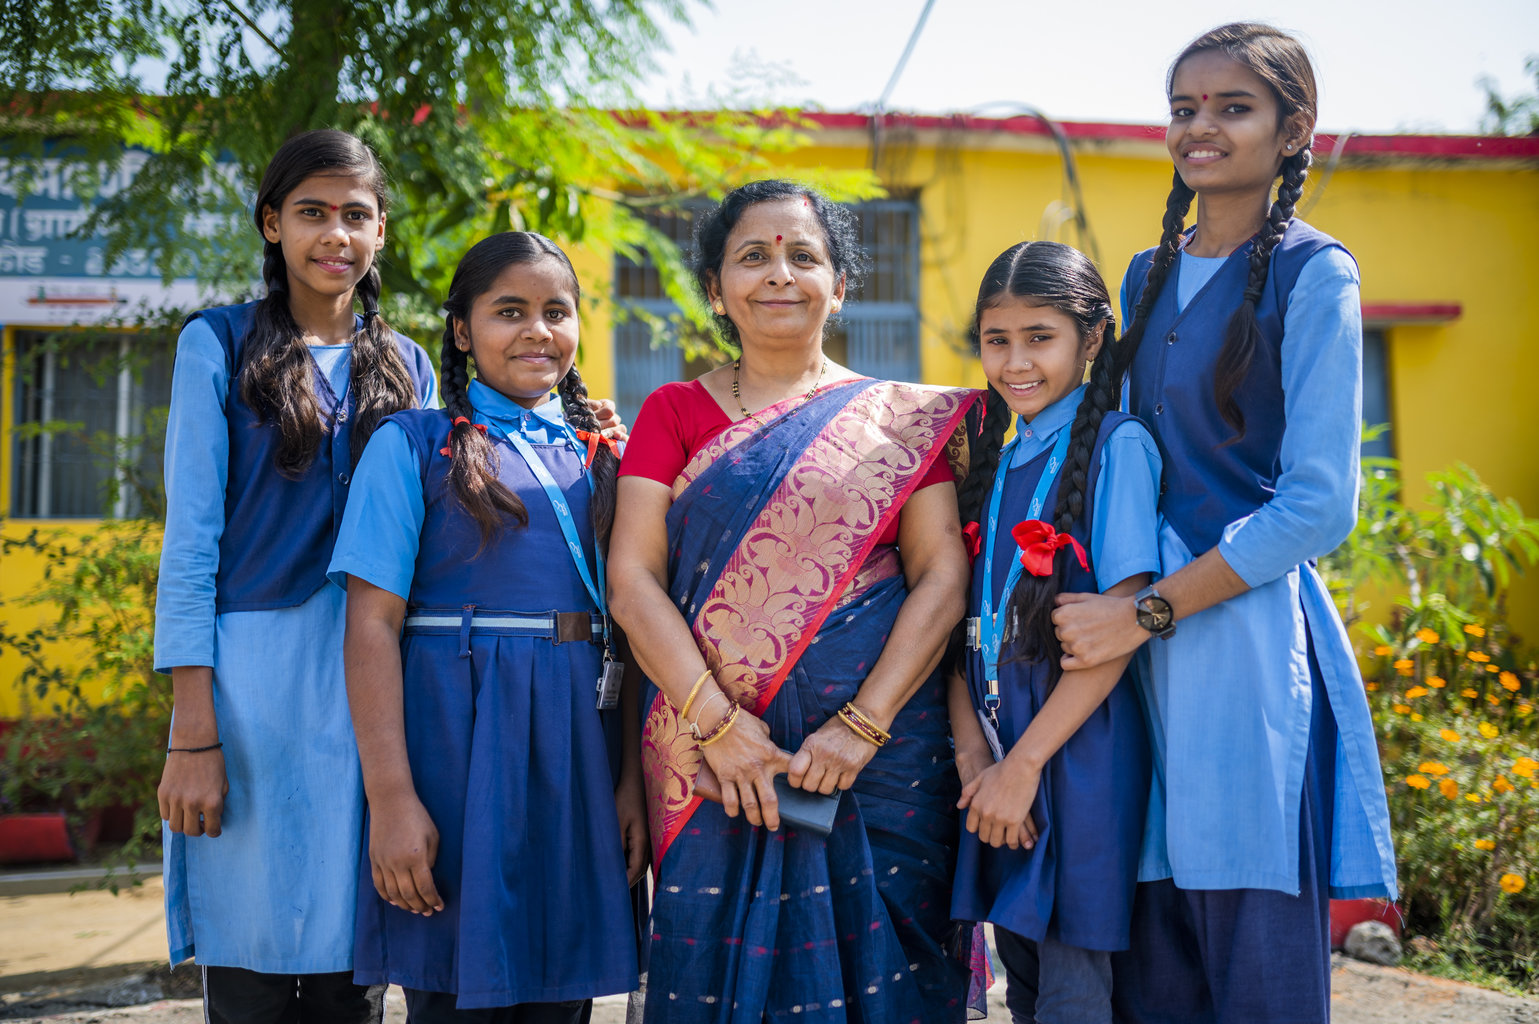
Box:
[1124,220,1350,556]
[191,302,435,612]
[387,408,599,614]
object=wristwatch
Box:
[1134,585,1176,639]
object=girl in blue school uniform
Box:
[329,230,646,1023]
[154,129,437,1023]
[949,241,1162,1024]
[1049,22,1399,1024]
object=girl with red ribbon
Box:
[949,241,1163,1023]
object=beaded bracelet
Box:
[689,691,733,740]
[680,668,713,720]
[166,741,224,754]
[698,701,741,747]
[838,703,890,747]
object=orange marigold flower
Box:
[1494,775,1514,794]
[1466,793,1483,803]
[1469,651,1492,663]
[1411,713,1424,721]
[1488,694,1503,706]
[1440,729,1461,743]
[1405,775,1431,789]
[1513,758,1538,779]
[1418,761,1449,775]
[1480,722,1500,739]
[1393,658,1414,670]
[1487,664,1501,674]
[1427,676,1447,689]
[1475,839,1496,851]
[1405,686,1429,698]
[1373,645,1394,656]
[1439,778,1459,798]
[1415,628,1440,644]
[1366,682,1380,692]
[1462,688,1480,698]
[1500,873,1526,894]
[1519,704,1534,716]
[1465,624,1487,638]
[1501,672,1521,692]
[1393,704,1412,715]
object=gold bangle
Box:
[698,702,740,747]
[689,691,733,740]
[839,702,890,747]
[679,668,712,720]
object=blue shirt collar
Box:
[467,379,568,436]
[1009,383,1088,468]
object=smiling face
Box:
[1167,49,1301,199]
[260,172,385,307]
[979,297,1104,423]
[453,257,580,409]
[705,197,846,352]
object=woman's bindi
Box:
[776,235,782,243]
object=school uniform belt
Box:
[402,608,603,645]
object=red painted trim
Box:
[1361,303,1462,323]
[805,111,1539,161]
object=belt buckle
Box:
[553,611,590,644]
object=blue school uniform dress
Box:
[154,302,436,972]
[327,380,637,1009]
[1113,223,1398,1022]
[951,386,1162,953]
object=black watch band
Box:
[1134,585,1176,639]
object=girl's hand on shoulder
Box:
[589,398,628,442]
[614,770,650,886]
[157,748,229,838]
[957,756,1041,850]
[368,791,444,916]
[1052,592,1146,671]
[698,706,793,831]
[788,716,880,795]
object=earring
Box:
[712,301,725,315]
[1285,143,1295,150]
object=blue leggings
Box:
[1111,662,1337,1024]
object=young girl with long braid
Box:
[331,231,645,1022]
[154,129,437,1022]
[948,241,1161,1024]
[1049,23,1398,1022]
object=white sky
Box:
[638,0,1539,134]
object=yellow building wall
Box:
[4,127,1539,718]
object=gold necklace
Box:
[732,357,827,420]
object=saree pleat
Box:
[639,380,977,1023]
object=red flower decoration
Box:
[575,428,621,468]
[1010,519,1088,577]
[961,521,983,565]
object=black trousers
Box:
[403,989,592,1024]
[201,966,384,1024]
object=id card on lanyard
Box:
[498,424,624,710]
[973,422,1073,756]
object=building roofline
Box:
[804,111,1539,161]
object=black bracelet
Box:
[166,742,223,754]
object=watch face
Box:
[1137,593,1174,632]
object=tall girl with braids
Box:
[154,129,436,1022]
[948,241,1162,1024]
[1049,23,1397,1022]
[331,231,645,1022]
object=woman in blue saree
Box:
[609,181,980,1023]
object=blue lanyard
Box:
[978,421,1074,712]
[496,424,611,654]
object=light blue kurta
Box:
[155,317,436,970]
[1120,248,1398,898]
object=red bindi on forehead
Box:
[776,235,782,242]
[329,204,339,210]
[1202,94,1208,101]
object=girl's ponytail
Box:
[956,384,1012,530]
[438,326,528,548]
[1212,148,1310,439]
[556,367,618,554]
[347,263,417,465]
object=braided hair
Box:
[243,129,416,477]
[438,231,618,551]
[960,242,1121,683]
[1166,23,1319,441]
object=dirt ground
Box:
[1,880,1536,1022]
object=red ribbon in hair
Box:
[574,429,621,469]
[441,416,488,456]
[1010,519,1088,577]
[961,521,983,566]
